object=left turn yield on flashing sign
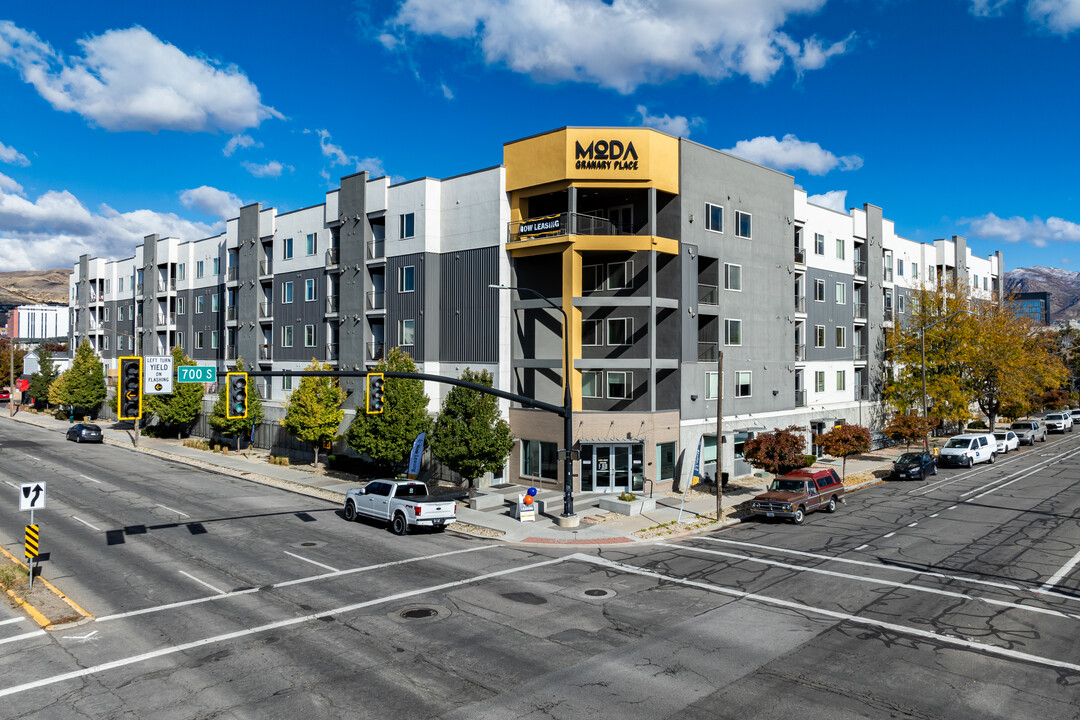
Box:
[20,482,46,511]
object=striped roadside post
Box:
[24,523,38,590]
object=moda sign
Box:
[574,140,640,171]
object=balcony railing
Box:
[255,381,268,400]
[136,282,144,296]
[367,341,385,362]
[227,267,238,282]
[225,344,237,360]
[508,212,638,243]
[854,260,867,277]
[698,284,718,306]
[794,247,806,265]
[367,239,385,260]
[698,342,718,362]
[884,267,894,283]
[883,307,894,322]
[855,384,870,400]
[325,343,339,361]
[259,345,272,361]
[155,312,172,326]
[854,302,867,320]
[854,346,869,361]
[226,306,237,321]
[794,296,806,313]
[326,296,339,314]
[795,390,807,408]
[795,343,806,361]
[259,260,273,276]
[326,248,339,266]
[259,302,272,319]
[367,291,385,311]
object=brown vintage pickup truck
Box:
[749,468,845,525]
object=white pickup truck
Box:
[342,480,457,535]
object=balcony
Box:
[259,260,273,276]
[227,267,238,282]
[367,239,385,260]
[259,302,273,319]
[795,343,806,361]
[854,302,867,320]
[226,306,237,321]
[794,247,806,265]
[795,390,807,408]
[255,381,269,400]
[883,307,894,322]
[136,282,144,296]
[259,345,272,361]
[155,312,173,327]
[325,296,339,314]
[225,344,237,360]
[794,296,806,313]
[883,267,894,283]
[698,284,718,306]
[698,341,718,362]
[367,291,385,311]
[507,212,639,243]
[854,346,869,362]
[854,260,867,277]
[855,384,870,401]
[367,341,385,362]
[325,343,339,361]
[326,248,339,266]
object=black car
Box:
[66,423,103,443]
[891,452,937,480]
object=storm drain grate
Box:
[400,607,438,620]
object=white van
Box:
[938,433,997,468]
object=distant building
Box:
[5,304,70,340]
[1008,292,1051,325]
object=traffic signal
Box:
[366,373,385,414]
[226,372,248,419]
[118,357,142,420]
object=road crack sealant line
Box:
[0,543,94,628]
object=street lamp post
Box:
[491,283,575,520]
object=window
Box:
[399,319,415,346]
[118,306,125,322]
[118,336,125,351]
[282,375,293,391]
[305,278,316,302]
[706,371,719,399]
[195,332,204,349]
[734,371,752,397]
[281,325,294,347]
[212,258,220,275]
[836,326,846,348]
[211,331,219,349]
[102,335,109,350]
[815,371,825,392]
[815,325,826,348]
[581,371,602,398]
[735,211,752,239]
[582,265,603,292]
[897,259,904,276]
[196,296,204,314]
[177,263,185,281]
[177,297,185,315]
[912,262,918,279]
[196,261,205,278]
[304,324,316,347]
[521,439,558,480]
[283,237,294,259]
[836,370,846,391]
[836,238,845,260]
[973,274,978,288]
[835,282,846,305]
[607,318,631,346]
[607,261,632,290]
[814,279,825,302]
[815,233,825,255]
[724,319,742,346]
[898,295,906,314]
[211,294,219,312]
[607,371,631,399]
[399,266,415,292]
[105,279,111,294]
[400,213,415,239]
[582,319,601,346]
[983,277,989,291]
[306,233,317,256]
[103,307,109,322]
[282,281,293,304]
[657,442,677,483]
[724,263,742,291]
[705,203,723,233]
[119,278,125,293]
[175,331,183,349]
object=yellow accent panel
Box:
[564,247,582,411]
[508,235,679,257]
[505,128,679,194]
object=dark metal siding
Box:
[438,246,500,363]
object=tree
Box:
[280,359,346,468]
[883,413,935,450]
[0,338,27,388]
[345,347,432,472]
[209,357,265,448]
[53,340,106,416]
[741,426,808,476]
[429,368,514,488]
[143,346,205,438]
[815,424,871,481]
[27,346,59,409]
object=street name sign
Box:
[178,366,217,383]
[20,482,46,511]
[144,356,174,394]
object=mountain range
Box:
[0,269,72,308]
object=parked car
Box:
[343,479,457,535]
[65,423,103,444]
[993,430,1019,454]
[891,452,937,480]
[0,389,10,401]
[938,433,997,468]
[1070,409,1080,423]
[749,468,845,525]
[1043,412,1073,433]
[1010,420,1046,445]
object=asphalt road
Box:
[1,418,1080,718]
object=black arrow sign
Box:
[22,484,43,506]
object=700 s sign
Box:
[178,366,218,383]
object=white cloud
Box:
[242,160,287,178]
[0,22,282,132]
[969,0,1080,33]
[807,190,848,213]
[316,129,392,179]
[964,212,1080,247]
[0,140,29,166]
[441,81,454,100]
[970,0,1013,16]
[0,184,219,271]
[180,185,242,220]
[384,0,852,93]
[724,134,863,175]
[223,134,261,156]
[0,172,23,195]
[634,105,702,137]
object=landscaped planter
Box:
[598,496,656,516]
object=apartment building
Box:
[6,304,69,341]
[69,126,1003,493]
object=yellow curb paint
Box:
[0,543,94,624]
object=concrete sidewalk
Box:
[0,406,910,546]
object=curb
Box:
[0,543,95,629]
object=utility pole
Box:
[716,351,723,521]
[133,276,140,448]
[8,333,13,417]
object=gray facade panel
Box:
[237,203,261,364]
[438,246,500,363]
[386,253,424,359]
[274,267,327,364]
[806,267,854,363]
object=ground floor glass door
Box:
[580,444,645,493]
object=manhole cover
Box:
[584,589,608,597]
[578,588,615,600]
[290,540,327,549]
[300,542,318,547]
[400,608,438,619]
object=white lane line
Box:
[155,504,189,518]
[3,481,16,489]
[179,571,226,596]
[0,618,25,627]
[94,545,497,623]
[80,474,102,484]
[0,555,562,700]
[854,544,870,551]
[883,532,896,538]
[72,516,102,532]
[907,522,918,527]
[929,514,939,518]
[1038,547,1080,594]
[662,543,1074,621]
[578,554,1080,677]
[283,551,339,573]
[0,630,47,647]
[24,455,39,462]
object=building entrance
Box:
[580,443,645,493]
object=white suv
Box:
[939,433,998,468]
[1044,412,1074,433]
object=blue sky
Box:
[1,0,1079,272]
